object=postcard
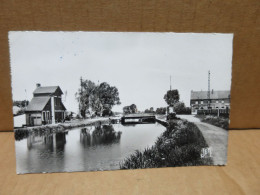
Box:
[9,31,233,174]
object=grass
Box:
[120,120,213,169]
[196,115,229,130]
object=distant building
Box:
[190,90,230,114]
[25,84,66,126]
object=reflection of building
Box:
[190,90,230,114]
[27,132,67,151]
[25,84,66,126]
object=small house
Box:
[25,84,66,126]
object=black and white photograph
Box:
[9,31,233,174]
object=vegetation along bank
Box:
[120,119,213,169]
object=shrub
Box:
[120,120,212,169]
[199,115,229,130]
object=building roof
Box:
[191,90,230,100]
[33,86,63,95]
[26,97,51,111]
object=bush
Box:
[198,115,229,130]
[120,120,212,169]
[174,102,191,115]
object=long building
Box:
[190,90,230,114]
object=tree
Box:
[123,104,137,114]
[164,89,180,106]
[173,102,185,113]
[76,79,121,117]
[156,107,166,115]
[98,82,121,112]
[92,82,121,116]
[130,104,137,113]
[123,106,131,114]
[13,100,29,108]
[75,78,96,118]
[144,109,150,113]
[173,102,191,114]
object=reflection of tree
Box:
[80,125,122,147]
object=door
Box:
[33,117,42,126]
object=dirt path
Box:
[177,115,228,165]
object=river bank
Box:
[120,119,213,169]
[14,118,110,141]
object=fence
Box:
[197,108,229,117]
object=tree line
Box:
[141,89,191,115]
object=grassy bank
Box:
[120,120,213,169]
[196,115,229,130]
[14,118,109,141]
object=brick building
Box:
[190,90,230,114]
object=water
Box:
[15,122,165,174]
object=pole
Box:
[207,71,211,109]
[170,76,172,91]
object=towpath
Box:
[177,115,228,165]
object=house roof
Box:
[191,90,230,100]
[33,86,63,95]
[26,97,51,111]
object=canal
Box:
[15,122,165,174]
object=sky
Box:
[9,31,233,113]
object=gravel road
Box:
[177,115,228,165]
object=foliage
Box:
[123,104,137,114]
[120,120,213,169]
[164,90,180,106]
[76,78,121,117]
[13,100,29,116]
[75,79,96,118]
[102,109,113,117]
[144,107,155,114]
[155,107,166,115]
[197,115,229,130]
[173,102,191,114]
[98,82,121,111]
[13,100,29,108]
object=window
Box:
[201,101,203,104]
[46,111,50,120]
[221,100,224,103]
[42,111,46,121]
[216,100,219,103]
[195,101,198,104]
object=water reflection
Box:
[15,123,165,174]
[27,132,67,151]
[80,125,122,147]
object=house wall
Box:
[25,112,42,126]
[190,98,230,113]
[26,88,66,126]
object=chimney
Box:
[36,83,41,88]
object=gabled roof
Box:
[26,97,50,111]
[33,86,63,95]
[191,90,230,100]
